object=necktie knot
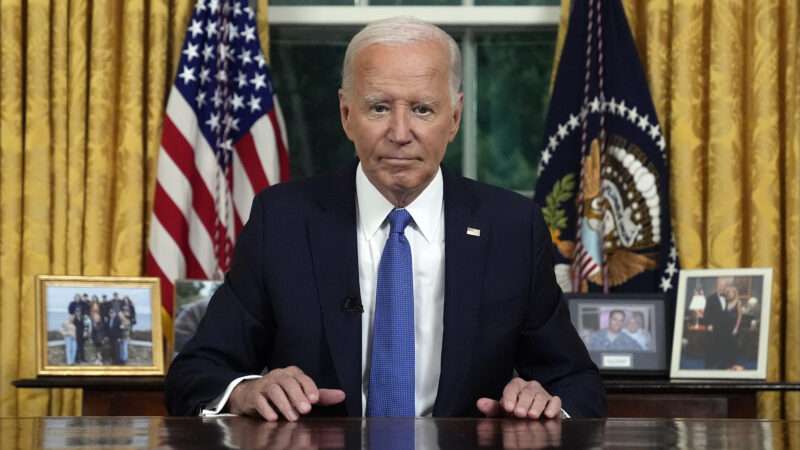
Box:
[388,208,412,235]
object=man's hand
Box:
[229,366,346,421]
[476,377,562,419]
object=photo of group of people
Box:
[45,286,153,367]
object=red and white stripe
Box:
[147,87,289,316]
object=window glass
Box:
[270,28,355,178]
[475,30,555,191]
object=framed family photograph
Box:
[172,279,222,360]
[566,294,667,374]
[35,275,165,376]
[670,268,773,380]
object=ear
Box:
[448,92,464,142]
[339,89,354,141]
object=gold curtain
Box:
[0,0,276,417]
[557,0,800,420]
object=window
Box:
[267,1,559,192]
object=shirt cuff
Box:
[199,375,262,416]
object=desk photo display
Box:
[566,294,668,374]
[172,279,222,360]
[670,268,773,380]
[35,275,164,376]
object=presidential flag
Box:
[533,0,678,297]
[147,0,289,322]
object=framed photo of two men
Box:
[34,275,164,376]
[670,268,773,380]
[566,294,668,374]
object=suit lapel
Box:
[307,163,362,416]
[434,171,489,416]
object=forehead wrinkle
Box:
[358,69,446,104]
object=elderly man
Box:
[166,16,605,421]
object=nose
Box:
[388,108,412,145]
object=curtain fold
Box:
[0,0,204,416]
[557,0,800,420]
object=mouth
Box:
[380,156,419,164]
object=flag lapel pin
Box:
[466,227,481,237]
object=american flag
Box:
[147,0,289,319]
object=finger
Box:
[296,373,320,404]
[526,392,549,419]
[501,379,524,413]
[266,383,299,421]
[279,376,313,414]
[254,394,279,422]
[515,388,536,418]
[318,389,346,406]
[284,366,320,404]
[476,398,503,417]
[542,395,562,419]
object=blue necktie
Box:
[367,208,415,417]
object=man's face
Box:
[609,312,624,333]
[339,40,463,206]
[726,286,739,302]
[626,316,641,332]
[716,277,732,293]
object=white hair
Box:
[341,16,462,106]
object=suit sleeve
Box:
[165,194,275,416]
[514,206,607,418]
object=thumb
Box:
[476,398,503,417]
[318,389,346,406]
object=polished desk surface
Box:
[1,417,799,449]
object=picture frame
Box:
[566,293,668,374]
[172,278,223,360]
[670,268,773,380]
[35,275,164,376]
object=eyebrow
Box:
[361,95,441,106]
[363,95,386,104]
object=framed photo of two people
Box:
[671,268,773,380]
[35,275,164,376]
[566,294,668,374]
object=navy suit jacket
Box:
[165,163,606,418]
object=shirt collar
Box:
[356,163,443,244]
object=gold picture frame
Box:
[35,275,165,376]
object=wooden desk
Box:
[604,379,800,418]
[13,377,166,416]
[14,377,800,418]
[0,416,797,449]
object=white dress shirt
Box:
[356,163,445,417]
